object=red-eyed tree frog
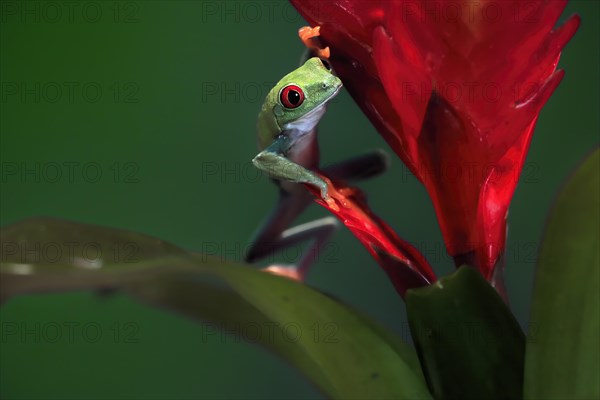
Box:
[245,51,388,280]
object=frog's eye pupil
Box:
[288,90,300,104]
[280,85,304,108]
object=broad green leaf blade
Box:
[131,264,430,399]
[0,216,195,302]
[525,149,600,399]
[406,266,525,400]
[1,217,431,400]
[343,303,425,381]
[127,271,337,396]
[215,263,429,399]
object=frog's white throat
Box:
[281,104,327,134]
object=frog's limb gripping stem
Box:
[316,176,339,212]
[252,149,334,207]
[246,149,389,280]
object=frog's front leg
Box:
[252,135,336,209]
[247,145,390,280]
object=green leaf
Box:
[524,148,600,399]
[406,266,525,400]
[1,217,431,400]
[0,216,194,301]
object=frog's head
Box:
[267,57,342,131]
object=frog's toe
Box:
[262,264,304,281]
[299,25,321,42]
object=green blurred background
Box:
[0,1,598,398]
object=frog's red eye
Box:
[280,85,304,108]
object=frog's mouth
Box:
[326,83,343,102]
[305,83,342,114]
[281,84,342,133]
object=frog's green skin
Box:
[253,57,342,199]
[246,57,388,278]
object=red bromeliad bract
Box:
[291,0,579,281]
[304,178,436,296]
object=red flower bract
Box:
[291,0,579,279]
[304,176,436,296]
